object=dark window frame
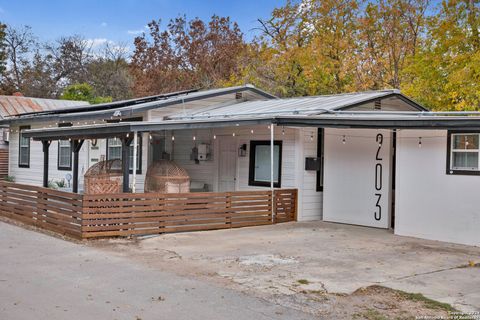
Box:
[106,134,142,174]
[57,123,73,171]
[18,126,30,168]
[248,140,282,188]
[446,130,480,176]
[316,128,324,191]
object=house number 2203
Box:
[374,134,383,221]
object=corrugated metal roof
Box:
[1,84,276,123]
[168,90,425,120]
[0,96,88,118]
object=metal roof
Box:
[0,96,88,118]
[167,90,426,120]
[1,85,276,124]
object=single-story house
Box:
[1,84,479,246]
[0,95,88,178]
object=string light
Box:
[342,135,346,144]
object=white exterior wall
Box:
[395,129,480,246]
[323,128,392,228]
[9,123,88,189]
[166,125,322,221]
[298,127,323,221]
[9,124,148,192]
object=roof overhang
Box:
[1,85,277,125]
[274,115,480,130]
[21,113,480,141]
[22,118,274,141]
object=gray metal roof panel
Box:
[168,90,421,120]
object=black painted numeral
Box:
[374,134,383,221]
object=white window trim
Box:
[450,133,480,171]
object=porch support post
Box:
[72,139,84,193]
[131,131,138,193]
[42,140,51,188]
[270,124,275,223]
[122,135,133,193]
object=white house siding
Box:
[298,127,323,221]
[395,129,480,246]
[163,125,322,221]
[9,123,88,189]
[9,124,148,192]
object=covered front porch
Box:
[0,120,299,239]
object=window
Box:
[57,123,72,170]
[447,132,480,175]
[106,135,142,174]
[316,128,324,191]
[248,140,282,187]
[19,126,30,168]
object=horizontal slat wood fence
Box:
[0,149,9,178]
[0,181,297,239]
[0,181,83,238]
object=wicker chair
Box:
[144,160,190,193]
[84,159,123,194]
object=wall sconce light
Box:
[238,144,247,157]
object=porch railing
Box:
[0,181,297,239]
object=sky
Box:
[0,0,281,50]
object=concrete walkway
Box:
[0,222,314,320]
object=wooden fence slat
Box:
[0,181,297,239]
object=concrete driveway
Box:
[93,221,480,314]
[0,222,315,320]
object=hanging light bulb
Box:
[342,135,346,144]
[126,133,129,138]
[282,126,285,135]
[418,137,422,148]
[171,135,175,141]
[310,133,314,141]
[232,132,236,137]
[193,135,196,141]
[267,125,270,129]
[250,129,254,134]
[213,134,217,139]
[149,134,152,140]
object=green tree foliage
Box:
[60,83,112,104]
[2,1,480,111]
[402,0,480,111]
